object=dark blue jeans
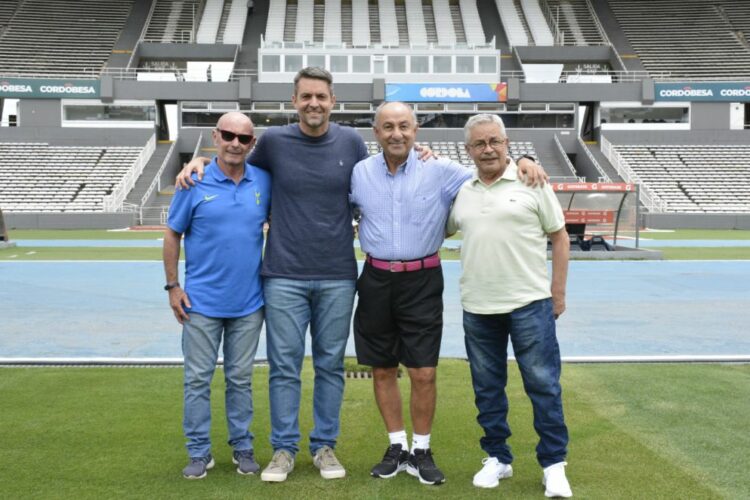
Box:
[463,298,568,467]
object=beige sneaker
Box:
[261,450,295,482]
[313,445,346,479]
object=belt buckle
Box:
[389,260,403,272]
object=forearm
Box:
[163,229,182,284]
[549,229,569,296]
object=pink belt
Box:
[366,253,441,273]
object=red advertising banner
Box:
[552,183,635,192]
[564,210,615,224]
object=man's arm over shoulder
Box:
[246,129,273,171]
[439,158,473,202]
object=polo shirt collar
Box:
[471,159,518,187]
[208,157,254,183]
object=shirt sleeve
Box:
[538,184,566,234]
[247,132,271,172]
[166,183,195,234]
[355,134,369,162]
[446,195,460,236]
[442,160,473,202]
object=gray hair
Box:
[464,114,507,143]
[373,101,418,127]
[293,66,334,94]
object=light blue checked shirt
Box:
[350,149,472,261]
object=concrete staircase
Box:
[125,141,173,206]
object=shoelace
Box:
[382,445,403,463]
[317,448,339,467]
[414,450,436,469]
[235,450,253,460]
[270,451,291,468]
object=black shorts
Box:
[353,262,444,368]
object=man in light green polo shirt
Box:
[447,114,572,498]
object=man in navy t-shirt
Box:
[178,67,367,481]
[164,112,271,480]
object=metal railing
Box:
[553,134,578,177]
[139,139,177,213]
[600,136,666,212]
[103,135,156,212]
[577,136,610,182]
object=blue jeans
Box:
[463,299,568,467]
[264,278,356,456]
[182,310,263,458]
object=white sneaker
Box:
[472,456,513,488]
[543,461,572,498]
[261,450,295,482]
[313,445,346,479]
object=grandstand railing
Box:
[128,0,159,70]
[577,136,610,182]
[553,133,578,177]
[259,36,497,50]
[600,135,666,213]
[103,135,156,213]
[139,139,177,221]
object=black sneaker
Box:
[371,444,409,478]
[406,448,445,485]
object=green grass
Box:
[1,360,747,499]
[0,246,164,260]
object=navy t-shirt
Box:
[247,123,368,280]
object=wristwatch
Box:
[517,154,537,163]
[164,282,180,291]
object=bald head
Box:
[373,101,418,169]
[374,101,417,128]
[213,112,255,170]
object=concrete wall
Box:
[18,99,62,127]
[4,213,137,230]
[643,213,750,230]
[691,102,732,131]
[603,129,750,145]
[0,126,154,146]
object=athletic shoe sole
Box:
[261,470,290,482]
[371,462,407,479]
[406,464,446,485]
[318,468,346,479]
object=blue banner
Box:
[0,78,100,99]
[385,83,507,102]
[655,82,750,101]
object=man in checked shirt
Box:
[350,101,546,485]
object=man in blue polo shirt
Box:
[163,112,271,480]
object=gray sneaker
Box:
[313,445,346,479]
[233,449,260,475]
[182,454,215,479]
[261,450,295,482]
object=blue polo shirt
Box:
[167,159,271,318]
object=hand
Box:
[517,158,549,188]
[175,157,210,190]
[414,142,437,161]
[169,287,191,324]
[552,292,566,320]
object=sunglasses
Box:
[216,128,254,145]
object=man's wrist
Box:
[517,154,537,163]
[164,281,180,291]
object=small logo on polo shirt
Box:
[339,160,344,167]
[203,195,218,202]
[255,191,261,205]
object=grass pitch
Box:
[2,360,748,499]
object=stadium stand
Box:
[324,0,342,45]
[143,0,203,43]
[295,0,314,43]
[608,0,750,79]
[196,0,223,44]
[521,0,554,46]
[496,0,531,47]
[378,0,399,47]
[265,0,286,43]
[0,143,148,213]
[405,0,428,47]
[0,0,134,76]
[544,0,606,46]
[610,145,750,213]
[0,0,19,30]
[432,0,457,47]
[460,0,487,46]
[350,0,371,46]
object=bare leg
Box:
[408,367,436,435]
[373,366,404,432]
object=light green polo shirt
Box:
[447,161,565,314]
